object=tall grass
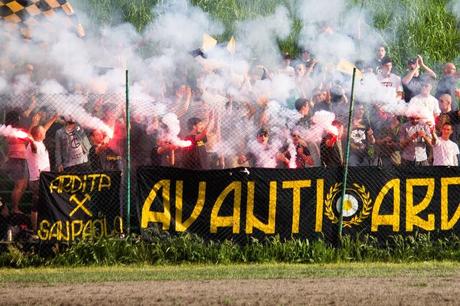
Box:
[1,233,460,267]
[74,0,460,70]
[365,0,460,72]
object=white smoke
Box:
[448,0,460,20]
[161,112,192,147]
[304,111,337,143]
[0,77,6,93]
[0,125,29,139]
[236,6,292,67]
[406,103,435,124]
[38,80,114,137]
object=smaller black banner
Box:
[37,171,123,241]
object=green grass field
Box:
[0,261,459,283]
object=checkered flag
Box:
[0,0,85,38]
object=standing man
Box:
[377,56,403,99]
[54,116,91,172]
[435,63,459,108]
[432,123,459,166]
[402,56,437,102]
[181,117,209,170]
[320,120,344,167]
[26,113,58,231]
[436,94,460,143]
[399,115,432,166]
[407,80,441,119]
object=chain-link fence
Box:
[1,71,459,255]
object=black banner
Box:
[138,166,460,242]
[37,171,123,241]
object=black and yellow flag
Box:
[0,0,84,37]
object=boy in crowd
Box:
[431,123,460,166]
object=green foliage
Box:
[365,0,460,73]
[74,0,460,70]
[2,233,460,267]
[0,245,44,268]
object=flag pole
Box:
[338,67,357,241]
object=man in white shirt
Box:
[26,114,57,232]
[377,56,403,99]
[408,80,441,119]
[432,123,460,166]
[399,115,432,166]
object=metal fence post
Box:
[338,68,357,241]
[125,69,131,234]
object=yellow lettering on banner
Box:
[70,176,82,193]
[49,177,60,193]
[37,217,124,241]
[282,180,311,233]
[114,216,124,234]
[72,220,83,240]
[61,221,70,241]
[441,177,460,230]
[315,179,324,232]
[210,181,241,234]
[141,180,171,230]
[88,174,100,192]
[406,178,435,231]
[82,219,93,239]
[371,179,400,232]
[93,219,104,239]
[98,174,111,191]
[38,220,50,240]
[49,221,61,240]
[246,181,276,234]
[69,194,92,217]
[175,181,206,232]
[49,174,112,194]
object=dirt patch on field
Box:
[1,276,459,305]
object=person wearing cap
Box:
[289,129,315,168]
[399,115,432,166]
[407,79,441,119]
[431,122,460,166]
[243,128,284,168]
[54,116,91,172]
[377,56,403,99]
[402,55,437,102]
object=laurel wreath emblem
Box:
[324,182,373,228]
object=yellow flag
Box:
[227,36,236,55]
[202,33,217,52]
[336,59,363,79]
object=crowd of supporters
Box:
[1,44,460,227]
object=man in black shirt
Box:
[181,117,209,170]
